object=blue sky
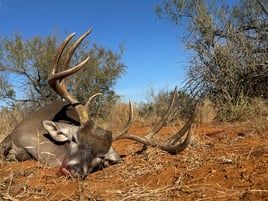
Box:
[0,0,190,103]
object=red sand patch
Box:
[0,122,268,200]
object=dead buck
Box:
[0,29,199,178]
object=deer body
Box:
[1,102,120,177]
[0,28,199,178]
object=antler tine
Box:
[51,33,76,74]
[145,86,177,138]
[48,58,90,90]
[48,29,92,105]
[113,100,134,140]
[168,102,200,145]
[113,87,177,142]
[62,28,92,72]
[112,86,175,141]
[49,32,76,93]
[85,93,103,108]
[84,92,103,114]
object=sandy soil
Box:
[0,121,267,201]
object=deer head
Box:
[43,29,123,178]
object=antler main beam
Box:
[113,87,200,154]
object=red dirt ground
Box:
[0,121,267,200]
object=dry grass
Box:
[215,96,268,122]
[0,106,23,142]
[198,98,217,125]
[0,122,268,200]
[1,100,268,200]
[103,101,138,130]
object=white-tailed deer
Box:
[0,29,199,178]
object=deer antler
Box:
[48,28,199,154]
[113,87,200,154]
[48,28,100,124]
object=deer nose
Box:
[69,165,89,179]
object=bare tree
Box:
[156,0,268,120]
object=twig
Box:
[7,171,14,195]
[246,148,253,160]
[249,189,268,193]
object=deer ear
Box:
[42,120,69,142]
